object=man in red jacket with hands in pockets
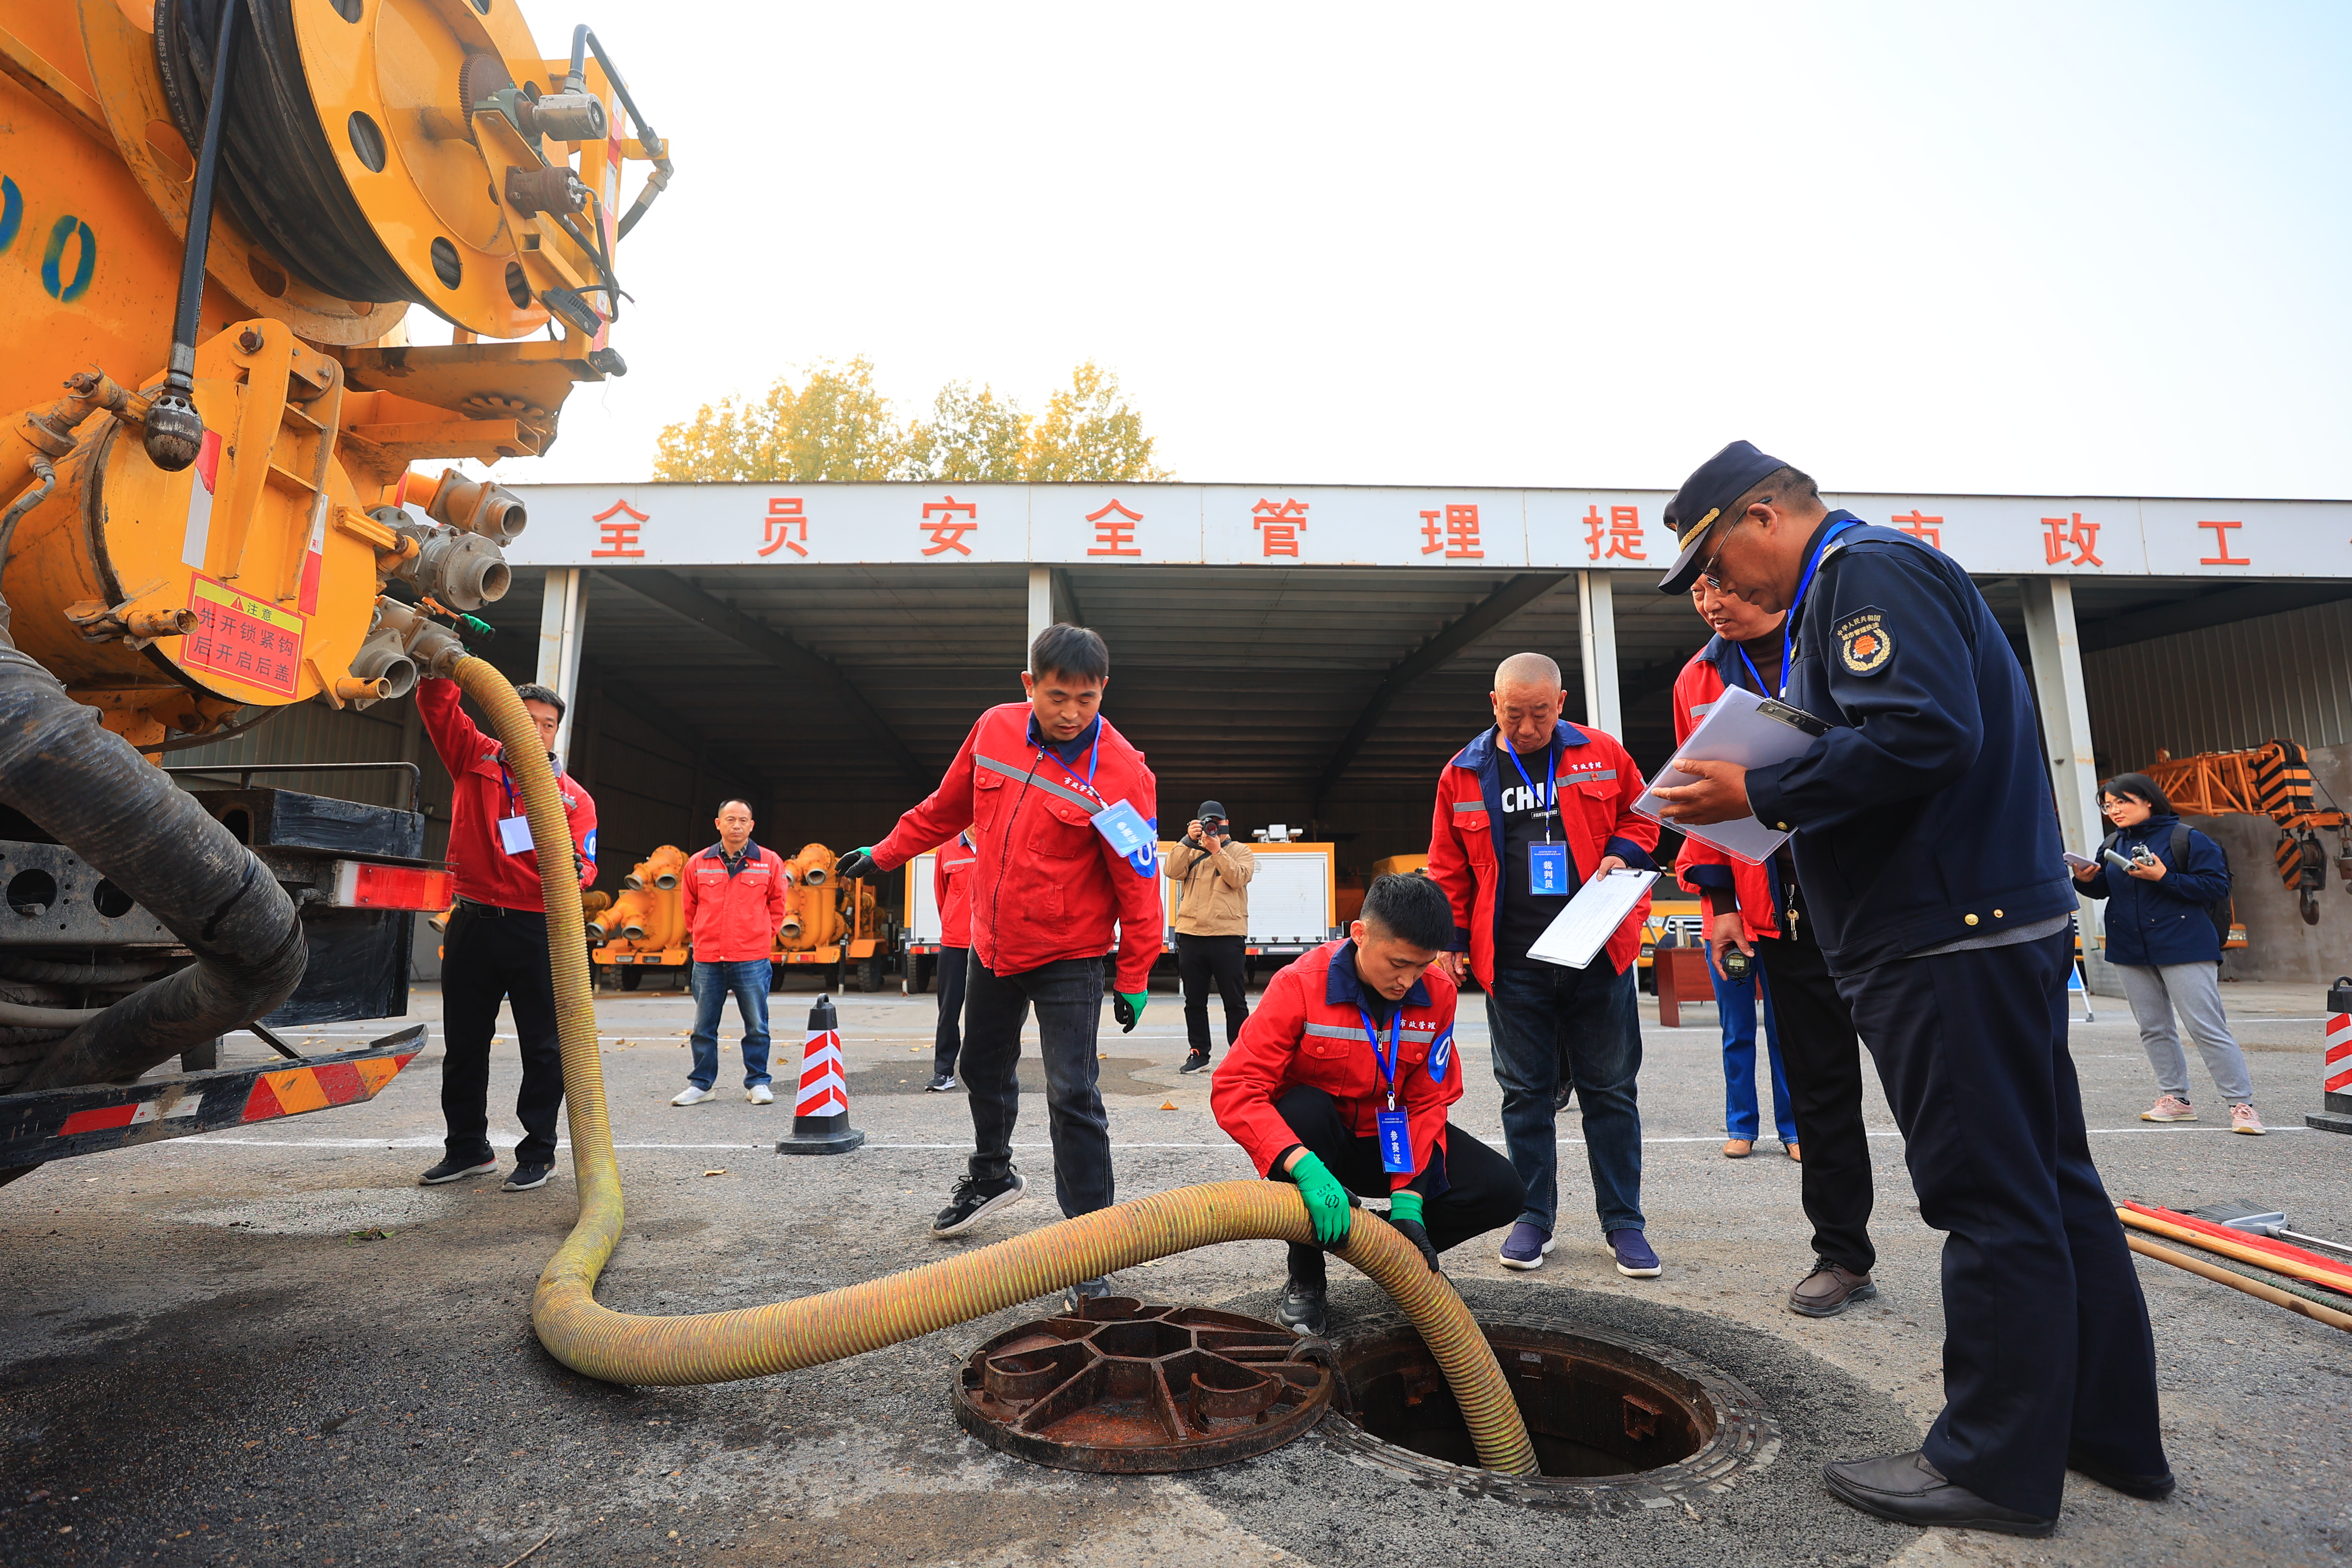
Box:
[1211,873,1520,1337]
[836,625,1161,1305]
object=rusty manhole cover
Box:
[953,1297,1336,1472]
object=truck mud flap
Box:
[0,1025,427,1166]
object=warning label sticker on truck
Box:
[183,575,304,697]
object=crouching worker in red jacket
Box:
[1211,873,1520,1337]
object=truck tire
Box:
[620,966,642,992]
[859,956,881,993]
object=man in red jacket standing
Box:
[926,828,977,1093]
[1672,580,1878,1317]
[415,678,597,1193]
[1211,873,1519,1336]
[1426,651,1661,1279]
[836,625,1160,1302]
[671,799,792,1108]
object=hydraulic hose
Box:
[453,656,1538,1475]
[0,650,306,1110]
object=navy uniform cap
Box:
[1196,800,1227,821]
[1656,440,1788,594]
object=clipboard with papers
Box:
[1630,685,1831,866]
[1526,868,1660,971]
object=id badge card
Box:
[1090,798,1152,857]
[1376,1109,1413,1174]
[497,814,535,855]
[1528,841,1570,896]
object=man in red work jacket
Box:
[1212,873,1518,1337]
[1673,579,1878,1317]
[925,829,976,1093]
[671,799,792,1108]
[835,625,1160,1300]
[415,677,596,1193]
[1426,650,1661,1279]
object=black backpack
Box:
[2104,823,2234,949]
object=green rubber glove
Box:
[1387,1188,1440,1271]
[1111,990,1147,1032]
[1287,1152,1354,1247]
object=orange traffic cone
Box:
[776,994,864,1155]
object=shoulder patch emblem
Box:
[1834,606,1893,675]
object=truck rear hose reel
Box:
[450,657,1537,1475]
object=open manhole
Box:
[954,1298,1335,1473]
[1320,1311,1779,1510]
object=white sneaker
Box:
[672,1085,715,1106]
[748,1084,775,1105]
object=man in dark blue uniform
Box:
[1651,441,2169,1537]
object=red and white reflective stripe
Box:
[58,1094,203,1137]
[181,429,222,569]
[2325,1012,2352,1095]
[795,1028,848,1118]
[297,492,328,616]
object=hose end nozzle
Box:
[143,389,205,472]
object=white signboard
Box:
[905,851,940,945]
[501,482,2352,580]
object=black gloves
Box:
[834,846,877,881]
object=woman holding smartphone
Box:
[2073,772,2263,1133]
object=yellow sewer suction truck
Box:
[0,0,668,1176]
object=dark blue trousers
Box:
[1839,931,2165,1517]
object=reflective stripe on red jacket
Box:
[1209,940,1461,1192]
[1424,720,1658,987]
[417,677,596,912]
[1669,643,1780,941]
[682,842,790,961]
[871,703,1161,992]
[934,832,976,949]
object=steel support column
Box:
[2021,575,2115,991]
[1577,570,1622,736]
[535,567,586,760]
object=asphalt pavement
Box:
[1,971,2345,1567]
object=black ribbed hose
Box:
[0,647,306,1184]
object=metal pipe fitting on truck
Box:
[372,508,512,612]
[410,469,528,546]
[345,605,423,709]
[370,597,469,680]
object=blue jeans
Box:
[1708,943,1797,1143]
[1484,959,1645,1236]
[688,959,773,1090]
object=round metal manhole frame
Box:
[1317,1308,1782,1512]
[953,1297,1336,1473]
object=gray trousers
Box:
[2116,962,2254,1104]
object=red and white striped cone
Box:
[777,994,865,1155]
[2308,976,2352,1135]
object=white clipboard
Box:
[1525,869,1659,970]
[1630,686,1830,866]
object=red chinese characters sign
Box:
[1086,499,1143,557]
[1890,510,1945,549]
[2041,512,2103,567]
[1581,505,1645,562]
[591,499,648,558]
[1419,505,1484,559]
[1252,498,1308,558]
[184,575,303,697]
[921,496,980,556]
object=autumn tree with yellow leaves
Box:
[652,359,1170,484]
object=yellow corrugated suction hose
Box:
[453,658,1538,1476]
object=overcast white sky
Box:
[467,1,2352,500]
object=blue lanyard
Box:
[1773,517,1860,698]
[1034,723,1103,799]
[1358,1005,1401,1109]
[498,767,519,817]
[1735,643,1775,700]
[1501,736,1558,840]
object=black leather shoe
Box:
[2067,1446,2176,1501]
[1824,1451,2056,1537]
